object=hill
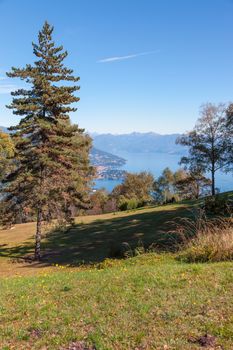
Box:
[90,147,126,167]
[92,132,186,155]
[0,201,192,275]
[0,193,233,349]
[0,194,233,349]
[0,191,232,274]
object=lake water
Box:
[94,151,233,193]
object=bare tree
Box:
[177,103,229,196]
[225,103,233,170]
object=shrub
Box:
[203,195,233,216]
[108,242,134,259]
[108,240,157,260]
[119,198,138,211]
[118,200,128,211]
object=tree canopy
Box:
[112,172,154,210]
[177,103,229,195]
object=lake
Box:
[94,151,233,193]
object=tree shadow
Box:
[0,204,194,267]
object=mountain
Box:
[1,128,185,155]
[91,132,186,155]
[0,126,126,168]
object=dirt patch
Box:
[29,327,43,339]
[61,342,96,350]
[188,333,223,348]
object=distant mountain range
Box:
[0,126,126,168]
[1,127,186,159]
[91,132,186,155]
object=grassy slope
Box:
[0,200,199,276]
[1,191,233,275]
[0,192,233,349]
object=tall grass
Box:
[176,212,233,262]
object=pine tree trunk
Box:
[195,181,200,199]
[211,169,215,196]
[35,208,42,260]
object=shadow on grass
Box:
[0,204,194,267]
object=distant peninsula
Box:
[90,147,126,180]
[0,127,127,181]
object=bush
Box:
[108,240,148,259]
[203,195,233,215]
[119,198,138,211]
[108,242,134,259]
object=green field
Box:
[0,194,233,349]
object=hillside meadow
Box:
[0,194,233,349]
[0,200,198,276]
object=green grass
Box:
[0,192,233,349]
[0,254,233,349]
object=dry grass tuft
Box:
[175,211,233,262]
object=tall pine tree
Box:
[2,22,93,260]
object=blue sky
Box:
[0,0,233,134]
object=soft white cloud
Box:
[97,50,159,63]
[0,75,20,94]
[0,83,18,94]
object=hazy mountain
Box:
[0,126,126,168]
[1,126,186,157]
[91,132,186,155]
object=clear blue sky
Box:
[0,0,233,134]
